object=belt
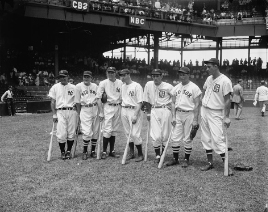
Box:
[83,103,97,107]
[122,105,135,109]
[176,109,189,112]
[152,105,168,108]
[57,107,74,110]
[108,103,121,106]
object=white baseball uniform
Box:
[201,74,233,154]
[170,81,201,148]
[143,81,173,147]
[254,85,268,112]
[75,82,99,141]
[121,81,143,145]
[48,82,78,143]
[96,79,123,138]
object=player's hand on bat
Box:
[131,115,138,124]
[146,114,151,122]
[223,117,231,128]
[192,120,198,127]
[171,117,176,127]
[99,113,104,122]
[53,114,58,123]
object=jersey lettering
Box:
[116,87,120,92]
[213,84,220,93]
[81,90,88,96]
[129,90,134,96]
[159,90,166,98]
[68,90,74,95]
[176,90,192,98]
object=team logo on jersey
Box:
[68,90,74,95]
[213,84,220,93]
[116,88,120,92]
[82,90,88,96]
[129,90,134,96]
[159,90,166,98]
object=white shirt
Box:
[171,81,201,111]
[255,85,268,101]
[48,82,76,109]
[143,81,173,106]
[202,74,233,110]
[1,90,13,101]
[74,82,98,105]
[122,81,143,107]
[96,79,123,104]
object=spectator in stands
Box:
[69,78,74,84]
[1,85,16,116]
[35,75,40,86]
[29,74,35,86]
[154,0,161,10]
[0,73,7,85]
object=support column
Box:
[123,39,126,61]
[248,36,253,66]
[153,32,160,69]
[147,34,150,65]
[219,38,222,66]
[216,38,220,60]
[181,36,183,67]
[217,0,221,11]
[55,34,59,76]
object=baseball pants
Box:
[150,108,172,147]
[56,110,78,143]
[200,106,225,154]
[80,106,100,141]
[103,104,121,138]
[121,107,143,145]
[171,111,194,149]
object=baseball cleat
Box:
[82,152,88,160]
[126,153,135,160]
[90,152,97,158]
[61,152,66,160]
[109,152,120,158]
[135,154,144,162]
[101,152,107,159]
[181,159,189,168]
[201,162,214,171]
[166,159,179,166]
[65,151,71,160]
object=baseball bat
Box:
[158,126,174,169]
[96,122,103,160]
[72,124,80,158]
[47,122,55,161]
[224,127,229,176]
[144,121,150,162]
[122,124,133,165]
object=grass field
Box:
[0,107,267,212]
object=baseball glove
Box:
[101,91,107,104]
[190,124,199,140]
[141,101,152,113]
[234,163,253,171]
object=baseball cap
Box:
[83,71,92,76]
[261,80,265,85]
[178,67,190,74]
[204,58,219,66]
[119,69,130,75]
[106,67,116,72]
[151,69,162,75]
[58,70,68,77]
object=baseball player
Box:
[96,67,123,159]
[143,69,174,163]
[169,67,201,167]
[75,71,99,160]
[232,79,244,120]
[1,85,16,116]
[200,58,233,175]
[48,70,78,160]
[119,69,144,162]
[254,80,268,117]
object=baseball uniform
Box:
[75,80,99,159]
[254,84,268,116]
[201,74,233,155]
[1,86,15,116]
[143,80,173,160]
[49,80,78,159]
[96,77,123,158]
[232,82,243,119]
[170,81,201,165]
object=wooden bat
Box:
[158,126,174,169]
[72,123,80,158]
[47,122,55,161]
[122,124,133,165]
[96,122,103,160]
[144,121,150,162]
[224,127,229,176]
